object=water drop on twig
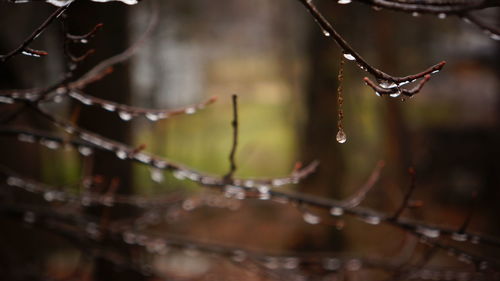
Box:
[336,130,347,144]
[150,168,164,183]
[343,53,356,61]
[118,111,133,121]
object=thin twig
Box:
[341,160,385,208]
[458,191,477,234]
[224,94,239,182]
[0,4,71,62]
[392,167,417,220]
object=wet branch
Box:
[296,0,446,97]
[224,94,239,182]
[0,4,70,63]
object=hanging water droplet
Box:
[490,33,500,41]
[264,257,279,269]
[135,153,152,164]
[479,261,488,270]
[18,134,36,143]
[244,180,255,187]
[282,257,299,269]
[330,206,344,216]
[346,259,362,271]
[7,177,23,187]
[64,126,75,134]
[44,191,56,202]
[118,111,133,121]
[41,139,60,150]
[116,150,128,160]
[457,253,472,264]
[23,211,36,224]
[102,103,116,112]
[53,95,63,103]
[322,258,341,270]
[184,246,200,257]
[337,0,351,4]
[438,13,447,19]
[398,81,410,87]
[81,195,92,206]
[150,168,164,183]
[145,112,160,121]
[0,96,15,104]
[182,199,196,211]
[146,239,167,254]
[451,232,467,242]
[78,146,93,156]
[123,231,137,244]
[412,12,420,17]
[362,215,381,225]
[417,227,440,238]
[21,50,41,57]
[390,90,401,98]
[271,179,286,186]
[257,185,271,200]
[343,53,356,61]
[80,38,88,44]
[231,250,247,263]
[154,160,167,169]
[101,196,114,207]
[69,91,93,105]
[336,129,347,144]
[224,185,245,199]
[470,236,480,244]
[173,170,187,180]
[379,81,397,89]
[322,30,331,37]
[185,107,196,114]
[303,212,321,224]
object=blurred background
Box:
[0,0,499,280]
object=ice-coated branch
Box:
[296,0,446,97]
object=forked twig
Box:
[296,0,446,97]
[0,4,71,62]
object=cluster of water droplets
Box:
[223,185,246,200]
[302,212,321,225]
[416,226,441,238]
[21,49,45,58]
